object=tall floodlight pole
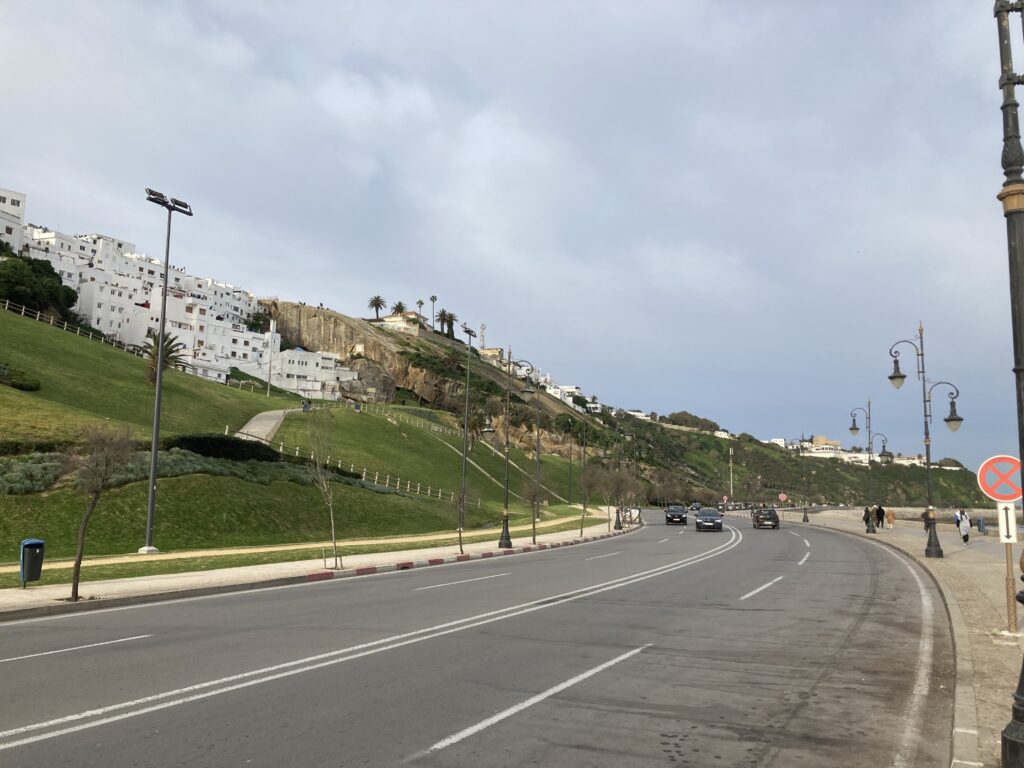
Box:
[888,324,964,558]
[141,189,192,555]
[993,6,1024,761]
[457,324,477,555]
[266,318,276,397]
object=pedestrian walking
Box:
[862,506,872,533]
[959,508,971,545]
[885,506,895,529]
[875,504,885,529]
[953,509,961,527]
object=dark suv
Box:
[665,506,688,525]
[752,507,780,529]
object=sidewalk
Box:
[0,518,628,622]
[778,507,1019,767]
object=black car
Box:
[752,507,780,529]
[694,508,723,532]
[665,506,688,525]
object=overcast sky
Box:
[1,1,1016,475]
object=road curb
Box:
[0,528,633,624]
[801,521,980,767]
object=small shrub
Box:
[0,360,40,392]
[0,453,65,494]
[163,434,281,462]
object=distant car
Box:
[752,508,780,529]
[694,508,723,532]
[690,503,702,512]
[665,506,688,525]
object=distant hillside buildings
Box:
[3,186,355,399]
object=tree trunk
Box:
[328,501,341,569]
[71,492,100,602]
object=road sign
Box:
[977,455,1023,502]
[998,503,1019,543]
[778,493,788,502]
[722,495,729,503]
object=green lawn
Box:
[0,309,299,446]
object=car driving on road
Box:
[665,506,688,525]
[694,508,723,532]
[752,507,780,529]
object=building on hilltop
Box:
[0,188,26,253]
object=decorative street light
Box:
[499,350,533,549]
[992,7,1024,760]
[140,188,193,555]
[888,323,963,558]
[578,418,588,537]
[849,399,882,534]
[456,323,477,555]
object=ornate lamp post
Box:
[141,189,192,555]
[456,324,477,555]
[849,400,878,534]
[520,375,543,543]
[888,324,964,558]
[499,351,533,549]
[992,6,1024,761]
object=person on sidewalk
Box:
[875,504,885,530]
[885,506,895,530]
[862,506,873,533]
[959,508,972,545]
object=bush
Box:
[0,439,69,456]
[162,434,281,462]
[0,361,40,391]
[0,453,65,494]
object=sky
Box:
[0,1,1017,474]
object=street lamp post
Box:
[140,189,192,555]
[888,324,964,558]
[499,351,533,549]
[849,401,877,534]
[457,324,477,555]
[992,8,1024,760]
[578,419,588,536]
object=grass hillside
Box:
[0,309,299,449]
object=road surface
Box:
[0,510,952,766]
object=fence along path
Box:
[231,421,480,507]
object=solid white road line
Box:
[414,574,509,591]
[739,576,784,601]
[427,644,652,752]
[870,541,934,768]
[0,635,152,664]
[657,538,669,544]
[0,529,743,751]
[798,553,809,566]
[584,552,619,561]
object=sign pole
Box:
[1009,542,1018,635]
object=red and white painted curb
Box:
[303,530,631,582]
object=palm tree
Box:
[142,331,190,385]
[391,300,407,315]
[435,309,451,336]
[368,295,386,319]
[429,295,437,329]
[446,312,458,339]
[416,299,424,319]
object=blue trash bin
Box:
[19,538,44,587]
[977,517,988,535]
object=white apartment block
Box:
[17,215,356,395]
[0,188,26,253]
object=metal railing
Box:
[230,426,478,507]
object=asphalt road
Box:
[0,510,953,767]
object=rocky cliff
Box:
[263,300,470,410]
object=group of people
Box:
[861,504,895,531]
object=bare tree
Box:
[579,463,604,535]
[307,408,341,569]
[67,426,135,601]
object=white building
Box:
[258,347,358,400]
[0,188,26,253]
